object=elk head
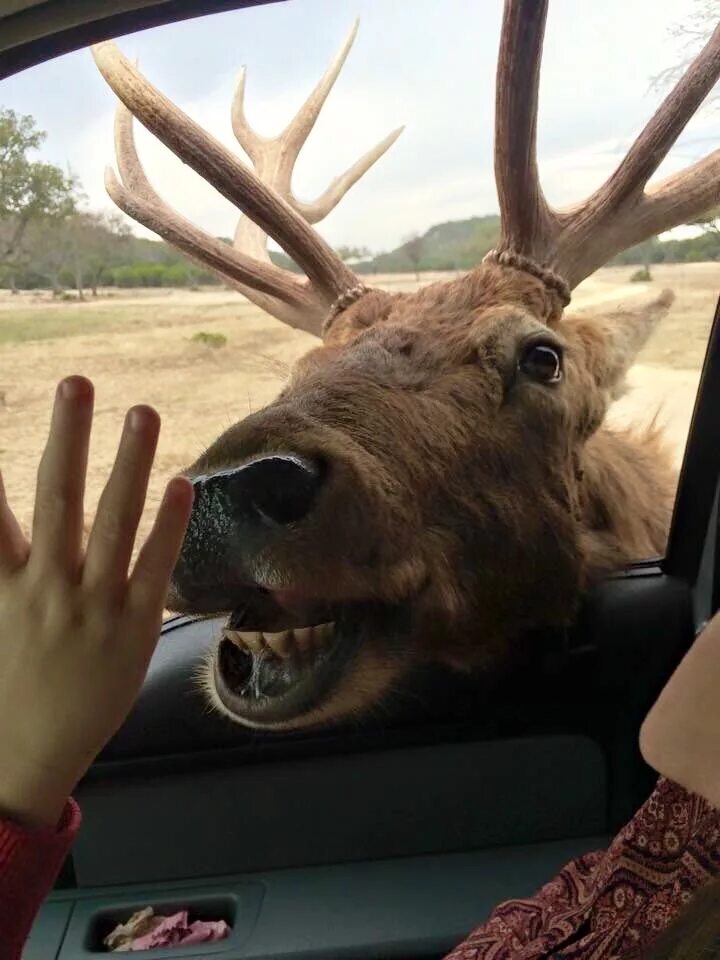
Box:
[92,2,720,731]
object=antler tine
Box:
[294,125,405,224]
[643,149,720,235]
[231,21,360,166]
[231,66,265,164]
[592,20,720,215]
[493,0,555,259]
[488,1,720,296]
[230,20,403,258]
[106,97,321,327]
[92,40,358,305]
[550,20,720,289]
[106,165,312,315]
[287,19,359,159]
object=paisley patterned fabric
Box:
[443,778,720,960]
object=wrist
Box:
[0,756,80,830]
[0,793,69,830]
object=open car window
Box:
[1,0,718,590]
[2,2,720,958]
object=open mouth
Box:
[210,590,362,728]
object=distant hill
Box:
[267,216,502,275]
[359,216,501,274]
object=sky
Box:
[0,0,717,253]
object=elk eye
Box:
[519,342,563,383]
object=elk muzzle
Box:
[171,454,324,609]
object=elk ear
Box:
[563,289,674,399]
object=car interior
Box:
[3,2,720,959]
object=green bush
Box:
[191,331,227,348]
[161,263,193,286]
[107,261,218,288]
[111,264,162,287]
[630,266,653,282]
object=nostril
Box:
[229,454,324,526]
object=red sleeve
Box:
[443,777,720,960]
[0,799,81,960]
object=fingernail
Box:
[129,408,145,431]
[128,405,159,433]
[60,376,90,400]
[175,476,196,501]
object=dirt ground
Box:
[0,262,717,557]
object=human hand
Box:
[640,610,720,808]
[0,376,193,828]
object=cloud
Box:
[6,0,719,256]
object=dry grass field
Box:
[0,262,717,560]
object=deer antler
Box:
[91,23,403,335]
[231,20,404,263]
[489,0,720,294]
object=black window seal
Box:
[663,294,720,588]
[0,0,286,81]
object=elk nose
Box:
[192,454,323,527]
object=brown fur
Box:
[177,262,676,728]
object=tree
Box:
[690,206,720,236]
[653,1,720,95]
[24,218,72,296]
[335,245,372,263]
[0,108,77,271]
[402,232,425,281]
[651,3,720,238]
[18,208,133,299]
[0,222,32,292]
[65,210,132,298]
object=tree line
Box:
[0,107,225,297]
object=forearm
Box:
[0,754,83,831]
[641,616,720,809]
[443,777,720,960]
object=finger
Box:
[82,405,160,596]
[30,377,93,575]
[128,477,194,622]
[0,470,30,574]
